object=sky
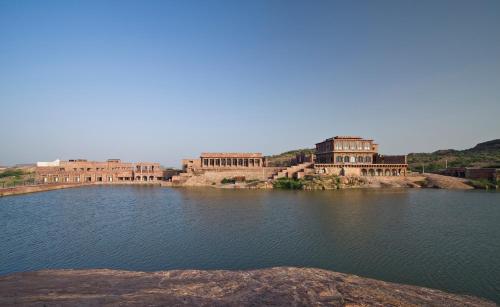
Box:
[1,0,499,167]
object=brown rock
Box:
[0,267,494,306]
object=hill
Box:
[408,139,500,172]
[265,139,500,172]
[265,148,314,167]
[0,168,35,188]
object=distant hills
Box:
[407,139,500,172]
[265,139,500,172]
[265,149,315,167]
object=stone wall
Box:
[315,166,361,176]
[0,181,162,197]
[181,168,282,186]
[465,168,499,181]
[373,154,407,164]
[315,164,407,177]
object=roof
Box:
[334,136,363,139]
[200,153,262,158]
[316,136,374,145]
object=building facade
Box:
[183,153,264,173]
[35,159,163,184]
[314,136,407,176]
[315,136,378,164]
[440,167,499,181]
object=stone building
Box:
[182,153,264,173]
[35,159,163,184]
[314,136,407,176]
[295,152,315,164]
[175,153,281,185]
[440,167,499,181]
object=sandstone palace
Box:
[172,135,408,185]
[34,135,408,186]
[314,136,407,177]
[35,159,163,184]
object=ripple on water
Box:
[0,187,499,303]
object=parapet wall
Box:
[181,167,282,186]
[314,164,408,176]
[465,168,499,181]
[373,154,407,164]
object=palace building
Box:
[314,136,407,176]
[182,153,264,173]
[35,159,163,184]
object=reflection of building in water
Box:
[315,136,407,176]
[35,159,163,184]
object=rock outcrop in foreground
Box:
[0,267,494,306]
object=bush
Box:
[221,178,236,184]
[273,177,303,190]
[0,169,24,179]
[469,179,497,189]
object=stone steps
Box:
[271,162,314,180]
[171,173,193,184]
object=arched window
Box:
[336,156,342,163]
[365,156,372,163]
[357,156,363,163]
[350,156,356,163]
[344,156,349,163]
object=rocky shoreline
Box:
[195,173,476,190]
[1,173,477,197]
[302,173,474,190]
[0,267,494,306]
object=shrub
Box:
[273,177,303,190]
[469,179,496,189]
[0,169,24,179]
[221,178,236,184]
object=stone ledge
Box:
[0,267,493,306]
[0,182,162,197]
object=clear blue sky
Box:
[1,0,499,167]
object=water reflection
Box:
[0,187,499,302]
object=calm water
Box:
[1,187,499,302]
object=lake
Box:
[1,186,499,302]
